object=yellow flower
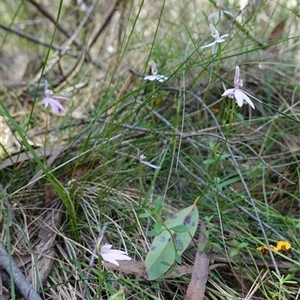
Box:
[257,241,292,255]
[257,244,277,254]
[212,107,220,114]
[257,246,268,254]
[276,241,291,252]
[153,98,163,106]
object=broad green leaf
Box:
[145,204,199,280]
[164,205,198,255]
[145,230,175,280]
[148,220,163,237]
[139,212,151,218]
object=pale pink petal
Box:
[144,75,157,81]
[216,38,226,43]
[44,89,53,98]
[101,244,113,252]
[100,243,131,266]
[200,41,217,49]
[144,75,168,82]
[201,25,227,53]
[43,97,65,114]
[218,34,229,41]
[222,67,256,109]
[234,89,246,107]
[141,161,161,170]
[222,88,235,98]
[208,11,219,21]
[52,99,65,115]
[216,0,223,7]
[44,80,49,94]
[105,249,131,259]
[102,254,119,266]
[209,24,218,38]
[151,62,158,75]
[139,154,160,170]
[212,43,217,54]
[223,10,234,18]
[156,75,168,82]
[240,91,255,109]
[234,66,240,88]
[42,80,68,114]
[208,11,222,22]
[53,96,69,100]
[43,97,51,108]
[144,64,167,82]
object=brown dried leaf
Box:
[267,19,287,44]
[103,260,219,279]
[0,145,64,169]
[266,19,287,57]
[185,220,209,300]
[103,260,193,278]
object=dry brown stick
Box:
[88,0,123,49]
[0,22,68,54]
[0,244,42,300]
[27,0,83,50]
[29,0,102,85]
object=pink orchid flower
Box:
[99,243,131,266]
[144,62,168,82]
[222,66,255,109]
[200,24,229,54]
[139,154,161,170]
[43,80,69,115]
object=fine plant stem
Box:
[97,258,103,299]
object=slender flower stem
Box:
[97,256,103,298]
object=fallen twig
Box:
[0,244,42,300]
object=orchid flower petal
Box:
[144,63,168,82]
[208,11,219,21]
[240,90,255,109]
[99,243,131,266]
[200,41,217,49]
[222,88,235,98]
[139,154,161,169]
[209,24,219,38]
[219,34,229,40]
[201,24,228,54]
[222,66,256,109]
[52,96,69,100]
[44,80,49,94]
[234,66,240,88]
[223,10,234,18]
[144,75,168,82]
[42,80,69,115]
[234,89,245,107]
